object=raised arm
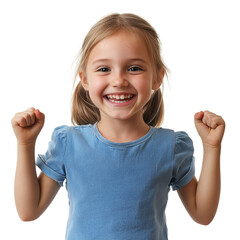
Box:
[177,111,225,225]
[12,108,60,221]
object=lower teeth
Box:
[108,99,129,103]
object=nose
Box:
[110,71,129,87]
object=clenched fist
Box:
[12,107,45,146]
[194,110,225,148]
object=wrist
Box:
[203,143,221,155]
[203,142,221,150]
[17,141,36,149]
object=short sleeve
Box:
[170,131,195,191]
[36,125,68,187]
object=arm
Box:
[12,108,60,221]
[177,111,225,225]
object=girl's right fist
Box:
[11,107,45,145]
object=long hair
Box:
[71,13,168,127]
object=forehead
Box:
[87,30,151,65]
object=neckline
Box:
[92,122,154,148]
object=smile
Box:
[104,94,135,104]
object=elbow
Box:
[20,215,37,222]
[196,219,212,226]
[19,214,37,222]
[191,207,217,225]
[17,210,40,222]
[20,217,33,222]
[193,215,214,226]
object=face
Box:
[81,30,162,124]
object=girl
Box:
[12,13,225,240]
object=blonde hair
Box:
[71,13,168,127]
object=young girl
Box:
[12,13,225,240]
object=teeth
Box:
[106,94,133,100]
[105,94,134,103]
[108,99,129,103]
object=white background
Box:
[1,0,239,239]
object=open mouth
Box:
[104,94,135,103]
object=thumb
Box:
[194,111,204,124]
[194,111,209,140]
[194,111,204,133]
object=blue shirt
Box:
[36,123,195,240]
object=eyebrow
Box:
[92,58,147,65]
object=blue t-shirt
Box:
[36,123,195,240]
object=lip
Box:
[103,92,135,96]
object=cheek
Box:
[136,78,153,98]
[88,77,106,98]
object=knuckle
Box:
[26,109,35,118]
[212,116,217,122]
[20,117,26,126]
[212,117,218,125]
[31,111,36,118]
[204,110,210,114]
[26,107,35,112]
[25,113,31,120]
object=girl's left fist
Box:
[194,111,225,148]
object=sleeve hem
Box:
[36,155,65,187]
[172,156,195,191]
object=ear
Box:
[79,72,89,91]
[152,69,165,90]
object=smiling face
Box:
[80,30,162,125]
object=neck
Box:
[97,117,150,143]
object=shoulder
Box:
[53,124,93,135]
[152,127,174,136]
[52,124,96,143]
[151,127,194,151]
[153,127,192,142]
[50,125,69,141]
[49,124,95,154]
[151,127,175,143]
[149,127,176,152]
[69,124,95,137]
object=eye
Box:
[128,66,143,72]
[97,67,111,72]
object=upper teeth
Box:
[107,94,133,100]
